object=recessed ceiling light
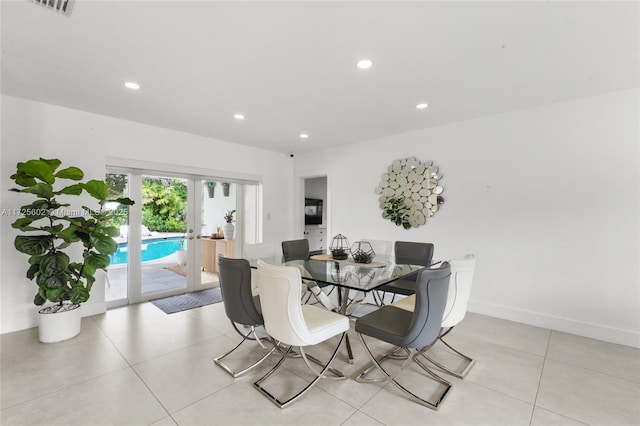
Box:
[416,103,429,109]
[234,114,245,120]
[124,81,140,90]
[300,133,309,139]
[357,59,373,69]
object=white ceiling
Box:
[2,1,638,154]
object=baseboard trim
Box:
[468,300,640,349]
[1,302,107,335]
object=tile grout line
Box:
[528,329,552,425]
[88,315,175,424]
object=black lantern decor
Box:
[350,241,375,264]
[330,234,350,260]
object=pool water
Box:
[110,237,184,265]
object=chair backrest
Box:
[441,254,475,328]
[244,242,277,295]
[244,242,277,259]
[361,239,393,257]
[403,262,451,349]
[256,260,313,346]
[217,256,262,326]
[282,239,310,262]
[394,241,434,266]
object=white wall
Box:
[0,95,293,334]
[293,88,640,348]
[202,182,237,238]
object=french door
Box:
[106,172,243,307]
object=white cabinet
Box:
[303,226,327,253]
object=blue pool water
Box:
[110,237,184,265]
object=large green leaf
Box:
[22,183,54,199]
[110,197,135,206]
[36,273,67,289]
[14,235,52,255]
[11,173,37,188]
[33,293,46,306]
[104,226,120,237]
[86,252,110,270]
[45,288,66,303]
[16,159,55,184]
[91,235,117,254]
[69,285,90,304]
[58,183,84,195]
[56,226,80,243]
[55,166,84,180]
[11,217,37,230]
[83,180,108,201]
[39,252,70,275]
[26,263,39,280]
[39,158,62,172]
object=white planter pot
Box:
[38,304,82,343]
[175,249,187,265]
[223,223,235,240]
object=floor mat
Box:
[150,288,223,314]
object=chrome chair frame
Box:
[354,263,452,410]
[253,260,349,408]
[214,256,276,378]
[253,333,347,408]
[214,325,277,378]
[422,326,476,379]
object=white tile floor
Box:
[1,301,639,426]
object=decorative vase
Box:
[223,223,235,240]
[207,185,215,198]
[222,182,230,197]
[175,249,187,265]
[38,303,82,343]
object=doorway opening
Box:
[104,166,260,308]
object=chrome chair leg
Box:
[355,334,452,410]
[354,346,409,382]
[214,325,278,378]
[421,327,476,379]
[253,333,346,408]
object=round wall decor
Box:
[374,156,444,229]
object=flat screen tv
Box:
[304,198,323,225]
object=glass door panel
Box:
[140,175,189,297]
[105,173,131,306]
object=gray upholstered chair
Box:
[214,256,276,378]
[376,241,434,304]
[355,262,452,410]
[392,254,477,378]
[281,239,310,261]
[282,239,336,310]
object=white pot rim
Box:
[38,303,81,315]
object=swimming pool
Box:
[109,237,184,265]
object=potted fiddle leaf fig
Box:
[9,158,134,343]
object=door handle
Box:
[196,235,202,239]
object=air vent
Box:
[30,0,74,16]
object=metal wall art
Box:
[375,156,444,229]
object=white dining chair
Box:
[254,260,349,408]
[244,242,277,296]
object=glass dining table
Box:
[247,254,429,362]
